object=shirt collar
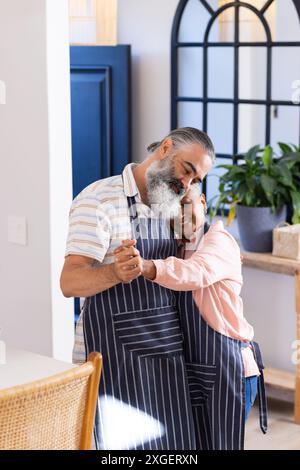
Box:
[122,163,140,198]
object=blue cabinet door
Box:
[70,46,131,320]
[70,45,131,198]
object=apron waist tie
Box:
[250,341,268,434]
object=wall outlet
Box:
[8,216,27,246]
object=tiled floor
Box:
[245,399,300,450]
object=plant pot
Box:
[236,205,287,253]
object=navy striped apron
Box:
[83,195,196,450]
[177,227,268,450]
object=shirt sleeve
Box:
[65,194,111,263]
[153,228,241,291]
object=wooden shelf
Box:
[264,367,295,392]
[239,249,300,422]
[264,368,296,403]
[242,251,300,276]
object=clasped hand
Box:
[113,240,143,283]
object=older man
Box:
[60,127,214,450]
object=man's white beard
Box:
[147,180,182,219]
[145,159,183,219]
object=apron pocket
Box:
[186,362,217,406]
[113,305,184,358]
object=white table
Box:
[0,348,76,391]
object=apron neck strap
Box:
[127,195,138,223]
[204,222,210,234]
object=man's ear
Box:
[158,138,173,160]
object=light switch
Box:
[8,216,27,246]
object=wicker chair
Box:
[0,352,102,450]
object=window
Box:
[171,0,300,202]
[69,0,117,45]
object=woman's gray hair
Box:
[147,127,215,163]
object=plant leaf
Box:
[246,175,256,191]
[278,142,293,154]
[279,152,300,167]
[227,204,236,226]
[291,190,300,224]
[261,174,277,205]
[262,145,273,170]
[244,145,261,163]
[274,163,293,187]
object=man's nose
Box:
[180,176,193,191]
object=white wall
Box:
[118,0,179,162]
[47,0,74,361]
[118,0,299,372]
[0,0,74,361]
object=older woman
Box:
[115,186,267,450]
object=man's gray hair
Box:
[147,127,215,163]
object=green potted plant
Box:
[209,144,300,252]
[278,143,300,224]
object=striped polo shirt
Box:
[65,163,151,264]
[66,163,150,363]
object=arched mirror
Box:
[171,0,300,202]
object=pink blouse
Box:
[153,221,259,377]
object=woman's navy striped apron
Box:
[177,227,268,450]
[83,195,196,450]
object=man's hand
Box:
[113,240,142,283]
[114,240,157,281]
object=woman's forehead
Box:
[186,184,202,199]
